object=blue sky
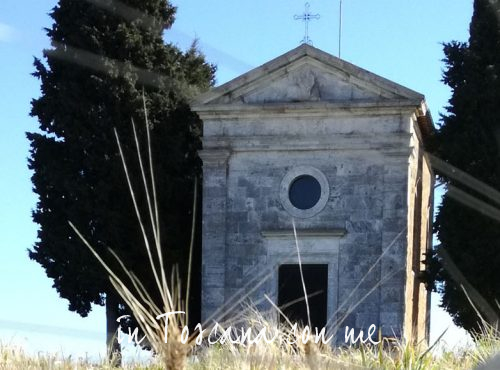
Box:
[0,0,474,358]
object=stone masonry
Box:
[192,44,434,343]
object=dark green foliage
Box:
[28,0,214,327]
[428,0,500,332]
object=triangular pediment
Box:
[193,44,424,109]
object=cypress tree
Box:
[428,0,500,332]
[28,0,214,356]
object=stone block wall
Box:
[402,118,434,344]
[200,109,419,341]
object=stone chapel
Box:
[192,44,434,343]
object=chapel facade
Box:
[192,44,434,343]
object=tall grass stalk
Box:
[69,106,194,368]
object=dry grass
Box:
[187,314,500,370]
[1,324,499,370]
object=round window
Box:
[288,175,321,210]
[280,166,329,218]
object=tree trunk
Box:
[106,291,121,367]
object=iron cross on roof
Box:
[294,2,320,45]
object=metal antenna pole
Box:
[339,0,343,58]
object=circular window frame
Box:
[280,166,329,218]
